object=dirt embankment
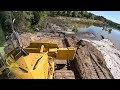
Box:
[4,32,63,54]
[65,37,113,79]
[83,39,120,79]
[5,30,120,79]
[65,36,120,79]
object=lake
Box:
[78,25,120,50]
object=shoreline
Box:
[83,39,120,79]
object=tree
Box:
[31,11,40,25]
[78,11,82,18]
[66,11,71,17]
[72,11,76,17]
[57,11,61,16]
[62,11,66,16]
[0,11,12,36]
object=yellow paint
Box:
[40,45,44,53]
[2,42,75,79]
[56,47,76,60]
[10,52,53,79]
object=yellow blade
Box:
[56,47,76,60]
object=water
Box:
[78,25,120,50]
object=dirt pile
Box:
[4,32,117,79]
[19,32,64,48]
[4,32,64,54]
[65,37,113,79]
[83,39,120,79]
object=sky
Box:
[88,11,120,24]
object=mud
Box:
[65,37,113,79]
[3,31,115,79]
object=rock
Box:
[34,28,39,32]
[101,35,104,39]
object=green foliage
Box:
[0,11,50,37]
[72,11,76,17]
[31,11,49,29]
[31,11,40,25]
[0,25,5,46]
[25,27,33,33]
[0,11,12,36]
[0,10,120,42]
[66,11,71,17]
[72,26,78,32]
[37,11,49,29]
[24,11,33,21]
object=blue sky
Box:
[88,11,120,24]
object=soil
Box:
[4,31,115,79]
[83,39,120,79]
[2,17,119,79]
[65,37,113,79]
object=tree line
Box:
[0,11,49,36]
[0,11,120,37]
[49,11,120,29]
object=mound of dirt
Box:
[65,37,113,79]
[4,32,64,54]
[4,32,118,79]
[83,39,120,79]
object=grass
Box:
[25,27,34,33]
[72,26,78,32]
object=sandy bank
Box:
[83,39,120,79]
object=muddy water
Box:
[78,25,120,50]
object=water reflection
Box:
[108,29,112,34]
[78,24,91,28]
[78,25,120,50]
[102,26,112,34]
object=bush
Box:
[72,26,78,32]
[0,26,6,46]
[25,27,33,33]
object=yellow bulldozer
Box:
[0,18,76,79]
[0,41,76,79]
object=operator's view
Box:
[0,11,120,79]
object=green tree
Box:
[0,11,12,36]
[72,11,76,17]
[31,11,40,25]
[78,11,82,18]
[66,11,71,17]
[0,25,5,46]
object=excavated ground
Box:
[65,37,113,79]
[3,32,114,79]
[4,32,77,79]
[1,17,119,79]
